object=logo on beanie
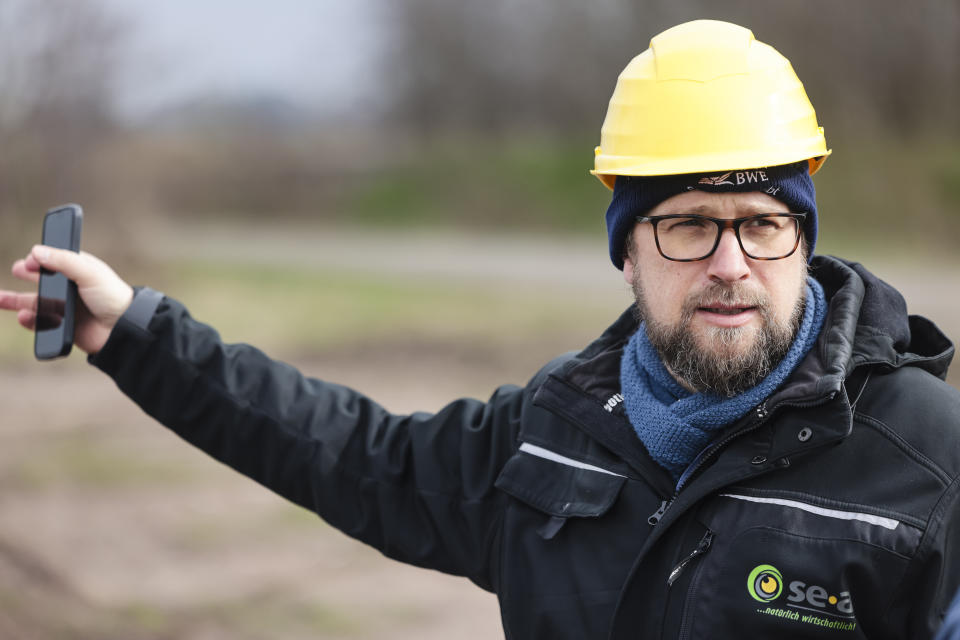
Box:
[698,172,734,186]
[698,170,770,187]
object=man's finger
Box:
[22,253,42,273]
[16,309,36,331]
[30,245,93,286]
[11,258,41,284]
[0,290,38,312]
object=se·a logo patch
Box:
[748,564,783,602]
[747,563,858,631]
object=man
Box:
[3,19,959,639]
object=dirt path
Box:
[0,354,508,640]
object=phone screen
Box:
[35,206,81,359]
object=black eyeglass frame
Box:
[634,212,808,262]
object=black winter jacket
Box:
[91,255,960,639]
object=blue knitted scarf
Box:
[620,277,827,482]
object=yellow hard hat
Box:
[592,20,830,189]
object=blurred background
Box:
[0,0,957,638]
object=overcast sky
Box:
[101,0,389,120]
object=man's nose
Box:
[705,228,750,282]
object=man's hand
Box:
[0,246,134,355]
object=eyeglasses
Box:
[635,213,807,262]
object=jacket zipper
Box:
[675,531,714,640]
[647,498,674,525]
[667,530,713,587]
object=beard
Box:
[631,276,806,397]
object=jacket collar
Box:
[818,256,954,380]
[532,255,955,487]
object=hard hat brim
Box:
[592,152,831,190]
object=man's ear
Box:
[622,256,635,285]
[621,225,638,285]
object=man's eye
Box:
[665,217,706,231]
[744,217,782,230]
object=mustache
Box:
[680,283,771,319]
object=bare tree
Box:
[385,0,960,139]
[0,0,128,247]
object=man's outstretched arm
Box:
[90,289,515,589]
[3,248,514,590]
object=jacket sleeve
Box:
[914,480,960,638]
[935,585,960,640]
[89,289,521,592]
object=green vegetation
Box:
[934,145,960,213]
[173,503,321,553]
[813,136,960,255]
[1,135,955,366]
[118,602,170,634]
[345,136,610,234]
[7,428,205,490]
[117,596,368,637]
[344,133,959,255]
[186,593,368,637]
[165,258,621,360]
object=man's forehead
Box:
[649,190,790,216]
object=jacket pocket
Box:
[493,442,630,639]
[678,492,921,639]
[495,442,626,538]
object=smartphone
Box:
[34,204,83,360]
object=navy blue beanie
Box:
[606,162,817,269]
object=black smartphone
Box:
[34,204,83,360]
